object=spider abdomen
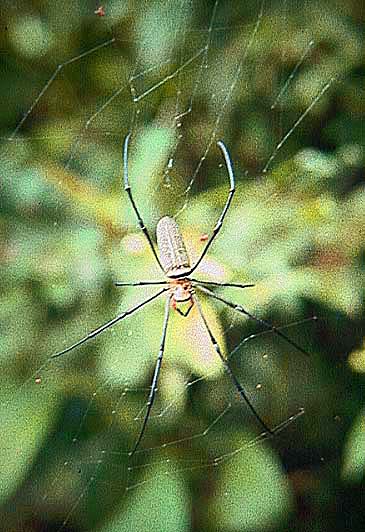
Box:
[156,216,191,277]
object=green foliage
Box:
[0,1,364,531]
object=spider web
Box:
[0,1,358,531]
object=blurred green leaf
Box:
[213,437,293,531]
[342,408,365,483]
[0,383,61,504]
[98,461,190,532]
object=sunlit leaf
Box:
[342,408,365,483]
[213,436,293,531]
[98,462,190,532]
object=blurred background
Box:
[0,0,364,531]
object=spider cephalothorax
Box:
[52,133,312,456]
[169,278,194,316]
[169,278,193,302]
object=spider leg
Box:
[52,288,168,358]
[130,295,172,456]
[193,294,274,435]
[187,140,235,276]
[196,285,311,357]
[114,280,168,287]
[230,316,318,358]
[191,279,255,289]
[123,133,164,273]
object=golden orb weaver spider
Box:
[52,133,312,456]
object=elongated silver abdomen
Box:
[156,216,191,277]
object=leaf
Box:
[213,436,293,531]
[98,461,190,532]
[0,382,60,503]
[342,408,365,483]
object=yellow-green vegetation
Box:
[0,1,364,531]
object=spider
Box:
[52,133,311,456]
